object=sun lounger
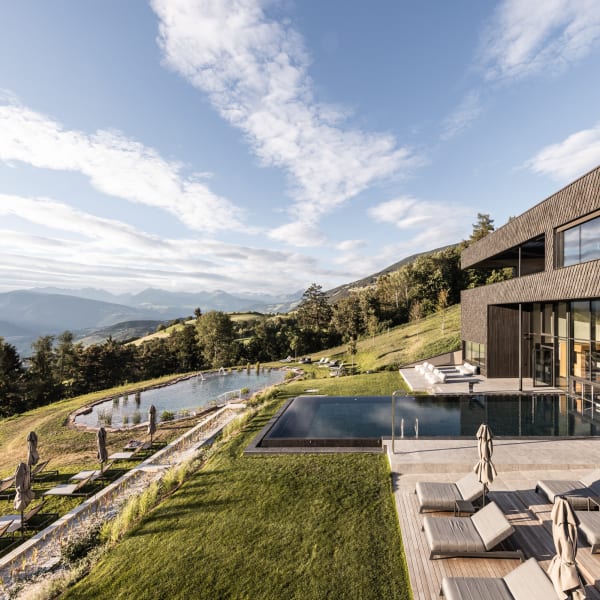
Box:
[110,440,151,461]
[575,509,600,553]
[416,471,484,513]
[44,472,96,497]
[0,476,15,499]
[441,557,557,599]
[30,460,59,480]
[0,499,51,534]
[536,468,600,509]
[423,501,523,560]
[0,519,14,538]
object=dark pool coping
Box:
[244,396,383,455]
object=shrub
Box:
[161,410,175,422]
[131,411,141,425]
[97,408,112,427]
[61,521,103,565]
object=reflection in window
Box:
[558,302,567,338]
[465,341,486,368]
[563,227,580,267]
[593,301,600,342]
[581,218,600,263]
[543,304,553,335]
[573,301,590,340]
[572,340,590,378]
[593,342,600,383]
[558,214,600,267]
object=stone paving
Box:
[400,365,563,395]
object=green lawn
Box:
[63,401,412,600]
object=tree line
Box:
[0,214,506,417]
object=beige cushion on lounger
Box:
[471,501,515,551]
[536,468,600,507]
[416,471,483,513]
[441,576,512,600]
[575,510,600,553]
[456,472,484,503]
[441,558,557,600]
[424,501,519,560]
[424,514,485,555]
[579,469,600,491]
[503,557,558,600]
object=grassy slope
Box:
[64,401,411,600]
[311,304,461,371]
[0,308,461,595]
[0,374,196,480]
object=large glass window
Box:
[558,302,567,338]
[543,304,553,335]
[581,218,600,263]
[532,303,541,336]
[593,301,600,342]
[573,301,591,340]
[557,213,600,267]
[573,341,591,379]
[563,227,580,266]
[592,342,600,383]
[465,341,486,369]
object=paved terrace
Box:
[388,368,600,598]
[400,364,563,395]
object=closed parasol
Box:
[14,462,34,536]
[548,497,586,599]
[473,423,497,506]
[148,404,157,445]
[97,426,108,468]
[27,431,39,467]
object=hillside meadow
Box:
[0,307,461,596]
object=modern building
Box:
[461,164,600,402]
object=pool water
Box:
[259,394,600,447]
[75,369,285,428]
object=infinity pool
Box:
[258,394,600,447]
[74,369,285,428]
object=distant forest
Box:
[0,214,507,417]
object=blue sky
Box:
[1,0,600,296]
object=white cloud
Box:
[0,101,246,232]
[441,90,483,140]
[268,220,326,247]
[151,0,418,225]
[525,123,600,181]
[336,239,366,252]
[0,193,335,295]
[480,0,600,81]
[369,196,474,251]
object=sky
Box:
[1,0,600,297]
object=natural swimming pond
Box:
[74,369,285,429]
[258,393,600,447]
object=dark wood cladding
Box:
[486,305,530,378]
[461,258,600,345]
[462,165,600,270]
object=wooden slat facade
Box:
[460,164,600,376]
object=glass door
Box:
[534,345,554,387]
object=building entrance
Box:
[534,345,554,387]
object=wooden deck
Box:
[393,474,600,599]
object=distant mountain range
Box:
[0,287,302,356]
[0,244,457,356]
